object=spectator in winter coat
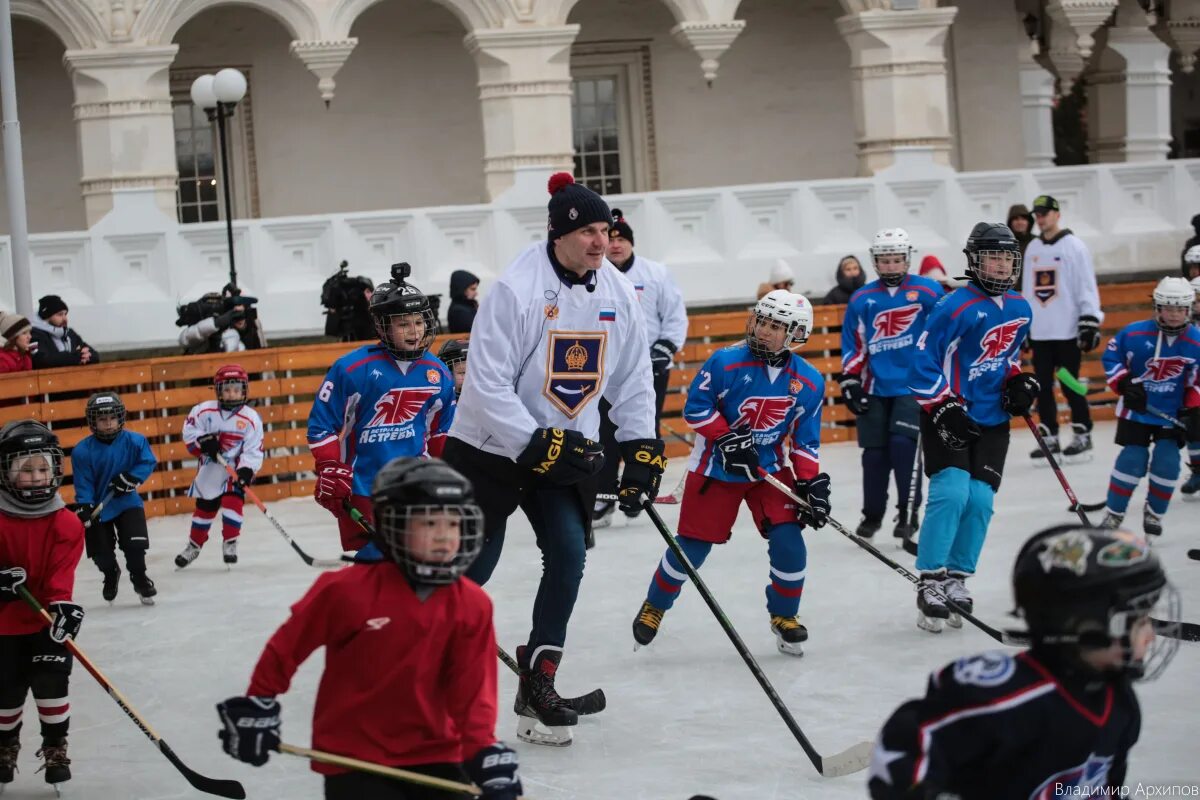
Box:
[447,270,479,334]
[0,312,33,373]
[821,255,866,305]
[918,255,953,292]
[1007,204,1036,254]
[178,290,266,354]
[30,295,99,369]
[756,259,796,300]
[1181,213,1200,279]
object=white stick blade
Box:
[820,741,873,777]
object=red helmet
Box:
[214,364,249,411]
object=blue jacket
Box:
[841,275,943,396]
[71,430,157,522]
[1102,319,1200,426]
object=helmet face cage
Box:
[1152,278,1196,335]
[86,395,126,442]
[1,446,64,508]
[215,376,249,411]
[746,311,809,360]
[375,502,484,585]
[372,285,438,360]
[967,248,1022,295]
[1110,581,1180,681]
[870,245,911,288]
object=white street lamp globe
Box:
[190,74,217,109]
[213,68,247,104]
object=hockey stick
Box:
[641,500,873,778]
[756,469,1024,647]
[278,743,533,798]
[79,490,116,530]
[1056,366,1188,432]
[897,434,923,556]
[14,585,246,798]
[654,426,694,504]
[215,457,344,568]
[1024,415,1092,527]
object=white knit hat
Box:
[0,312,31,343]
[769,259,794,285]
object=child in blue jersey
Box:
[839,227,942,541]
[907,222,1037,633]
[308,265,456,550]
[631,290,831,656]
[1179,275,1200,501]
[1100,277,1200,535]
[70,392,158,604]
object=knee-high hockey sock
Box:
[861,447,890,520]
[888,434,919,515]
[34,696,68,741]
[915,468,970,572]
[646,535,713,611]
[0,704,21,741]
[220,495,244,542]
[1107,445,1150,515]
[946,479,995,575]
[189,504,218,546]
[764,523,807,618]
[1146,438,1181,515]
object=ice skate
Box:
[1143,507,1163,537]
[222,538,239,565]
[1061,424,1093,463]
[173,541,201,569]
[893,512,917,547]
[632,600,664,649]
[1181,468,1200,502]
[513,647,577,747]
[1100,510,1124,530]
[101,567,120,603]
[130,572,157,606]
[855,515,882,539]
[36,738,70,789]
[769,615,807,657]
[916,573,949,634]
[0,738,19,787]
[1030,425,1059,466]
[943,572,973,629]
[592,501,614,530]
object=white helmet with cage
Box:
[747,290,813,360]
[1184,245,1200,265]
[869,228,913,287]
[1153,276,1196,335]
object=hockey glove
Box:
[793,472,831,529]
[196,433,222,459]
[617,439,667,512]
[838,374,870,416]
[47,601,84,643]
[314,460,353,511]
[1001,373,1040,417]
[0,566,27,601]
[714,429,759,481]
[1117,376,1148,413]
[236,467,254,488]
[108,471,140,496]
[465,742,523,800]
[1076,315,1102,353]
[517,428,605,485]
[216,696,281,767]
[649,339,677,377]
[73,503,96,526]
[929,398,981,451]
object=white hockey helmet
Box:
[748,289,813,359]
[870,228,913,287]
[1184,245,1200,265]
[1153,276,1195,335]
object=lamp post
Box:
[191,68,247,289]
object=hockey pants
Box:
[1107,441,1181,515]
[913,468,995,576]
[0,631,72,745]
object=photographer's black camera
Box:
[322,260,376,341]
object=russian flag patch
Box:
[599,308,616,322]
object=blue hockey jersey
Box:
[308,344,456,495]
[683,342,824,482]
[71,430,157,522]
[1102,319,1200,426]
[908,284,1032,427]
[841,275,943,396]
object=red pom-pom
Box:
[548,172,575,195]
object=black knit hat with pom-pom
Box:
[609,208,634,246]
[547,172,612,240]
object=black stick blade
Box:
[162,742,246,799]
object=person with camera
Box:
[176,285,265,355]
[321,261,376,342]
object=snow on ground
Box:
[2,420,1197,799]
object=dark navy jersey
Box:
[869,650,1140,800]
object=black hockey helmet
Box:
[963,222,1022,296]
[0,420,65,509]
[437,338,468,369]
[1012,525,1180,680]
[370,263,438,360]
[370,457,483,586]
[86,391,126,442]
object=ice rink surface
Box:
[3,420,1197,799]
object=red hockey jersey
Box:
[247,562,498,774]
[0,508,84,635]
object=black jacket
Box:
[1180,213,1200,277]
[29,321,100,369]
[821,259,866,305]
[447,270,479,334]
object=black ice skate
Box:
[101,567,120,603]
[222,538,239,565]
[855,515,882,539]
[514,646,578,747]
[1143,507,1163,537]
[1100,510,1124,530]
[1030,424,1059,466]
[632,600,664,649]
[174,541,201,569]
[916,572,950,634]
[36,737,70,789]
[893,512,917,546]
[1061,423,1093,462]
[0,738,19,786]
[130,572,157,606]
[943,571,973,629]
[769,615,808,657]
[1181,467,1200,501]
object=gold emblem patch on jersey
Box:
[427,369,441,384]
[789,379,802,395]
[545,304,560,320]
[544,331,607,418]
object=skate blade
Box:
[516,715,572,747]
[947,613,963,629]
[1062,453,1093,465]
[775,639,805,657]
[916,611,944,633]
[1180,493,1199,503]
[138,596,156,606]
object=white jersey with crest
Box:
[182,399,265,499]
[448,241,657,461]
[1021,230,1103,341]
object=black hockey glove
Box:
[196,433,222,459]
[793,472,831,529]
[0,566,27,601]
[617,439,667,512]
[217,696,281,767]
[838,374,870,416]
[1076,315,1102,353]
[48,601,84,643]
[465,742,523,800]
[1117,375,1148,413]
[714,429,758,481]
[517,428,605,485]
[73,503,96,526]
[1001,373,1040,417]
[929,398,981,451]
[108,471,140,496]
[236,467,254,487]
[649,339,677,377]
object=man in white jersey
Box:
[444,173,664,745]
[1021,195,1103,461]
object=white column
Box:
[63,45,179,226]
[1107,26,1172,161]
[836,7,959,176]
[464,26,579,201]
[1018,48,1057,168]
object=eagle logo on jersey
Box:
[544,331,606,418]
[732,396,794,432]
[1139,356,1192,383]
[870,304,922,343]
[972,318,1030,365]
[365,387,439,428]
[1030,754,1113,800]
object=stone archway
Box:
[327,0,504,39]
[133,0,321,45]
[10,0,107,50]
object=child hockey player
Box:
[869,524,1180,799]
[71,391,158,604]
[1181,275,1200,501]
[175,364,263,568]
[216,457,522,800]
[631,289,830,656]
[1100,276,1200,533]
[438,338,468,398]
[838,227,942,540]
[0,421,85,791]
[907,222,1036,633]
[308,265,456,550]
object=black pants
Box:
[86,507,149,575]
[920,414,1011,492]
[1031,338,1092,435]
[0,630,72,743]
[324,763,471,800]
[597,367,670,497]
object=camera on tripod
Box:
[321,260,376,341]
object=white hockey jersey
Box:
[616,255,688,355]
[182,400,265,499]
[449,241,657,461]
[1021,229,1104,341]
